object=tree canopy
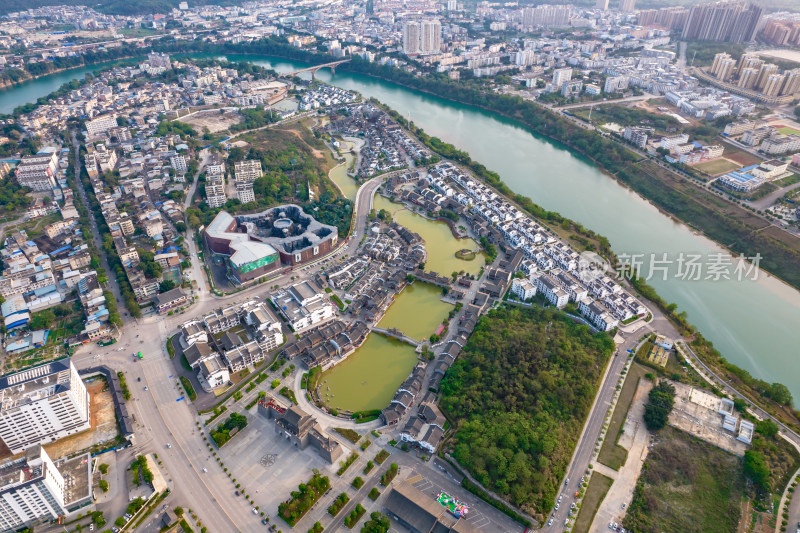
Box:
[439,305,613,514]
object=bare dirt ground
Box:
[179,109,242,134]
[43,378,119,459]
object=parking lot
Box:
[216,412,335,516]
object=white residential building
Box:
[0,445,87,531]
[511,277,537,301]
[271,281,335,331]
[534,273,569,308]
[85,114,117,136]
[0,359,90,454]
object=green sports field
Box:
[777,126,800,135]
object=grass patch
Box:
[693,158,739,176]
[330,294,345,310]
[573,473,613,533]
[279,473,330,527]
[279,386,297,404]
[380,463,398,486]
[597,362,648,470]
[210,413,247,447]
[167,336,175,358]
[374,450,390,464]
[179,377,197,402]
[773,173,799,187]
[337,453,359,476]
[328,492,349,516]
[343,504,365,529]
[623,426,744,533]
[181,353,192,372]
[334,428,361,444]
[360,439,371,451]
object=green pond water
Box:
[378,282,452,341]
[372,194,485,276]
[328,148,359,202]
[318,334,419,412]
[321,283,451,412]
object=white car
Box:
[167,443,172,449]
[609,523,614,530]
[202,468,207,473]
[252,508,258,515]
[547,519,553,526]
[554,503,559,511]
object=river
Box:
[0,59,140,115]
[6,55,800,401]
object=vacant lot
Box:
[574,473,613,533]
[597,363,648,471]
[693,158,740,176]
[179,109,243,133]
[721,142,762,166]
[623,426,744,533]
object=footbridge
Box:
[371,327,420,347]
[284,59,351,79]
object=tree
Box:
[643,380,676,431]
[795,105,800,120]
[360,511,391,533]
[743,449,770,490]
[755,419,778,437]
[99,463,109,475]
[98,479,109,492]
[159,280,177,292]
[765,382,792,407]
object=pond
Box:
[378,282,452,342]
[318,333,419,412]
[372,194,485,277]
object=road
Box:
[539,332,641,531]
[70,131,131,327]
[64,140,396,530]
[182,150,211,296]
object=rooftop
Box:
[0,358,73,412]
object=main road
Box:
[68,144,391,530]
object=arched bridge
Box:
[372,327,420,347]
[284,59,351,79]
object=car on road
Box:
[89,525,94,531]
[565,478,569,486]
[557,495,562,503]
[554,503,559,511]
[167,443,171,448]
[547,519,553,526]
[144,386,148,391]
[202,468,207,472]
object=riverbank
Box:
[194,41,800,293]
[5,42,798,414]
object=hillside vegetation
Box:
[439,305,614,516]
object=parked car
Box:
[252,508,258,515]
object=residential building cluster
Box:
[706,52,800,102]
[723,119,800,156]
[2,152,118,346]
[178,298,284,391]
[428,161,646,329]
[328,102,430,177]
